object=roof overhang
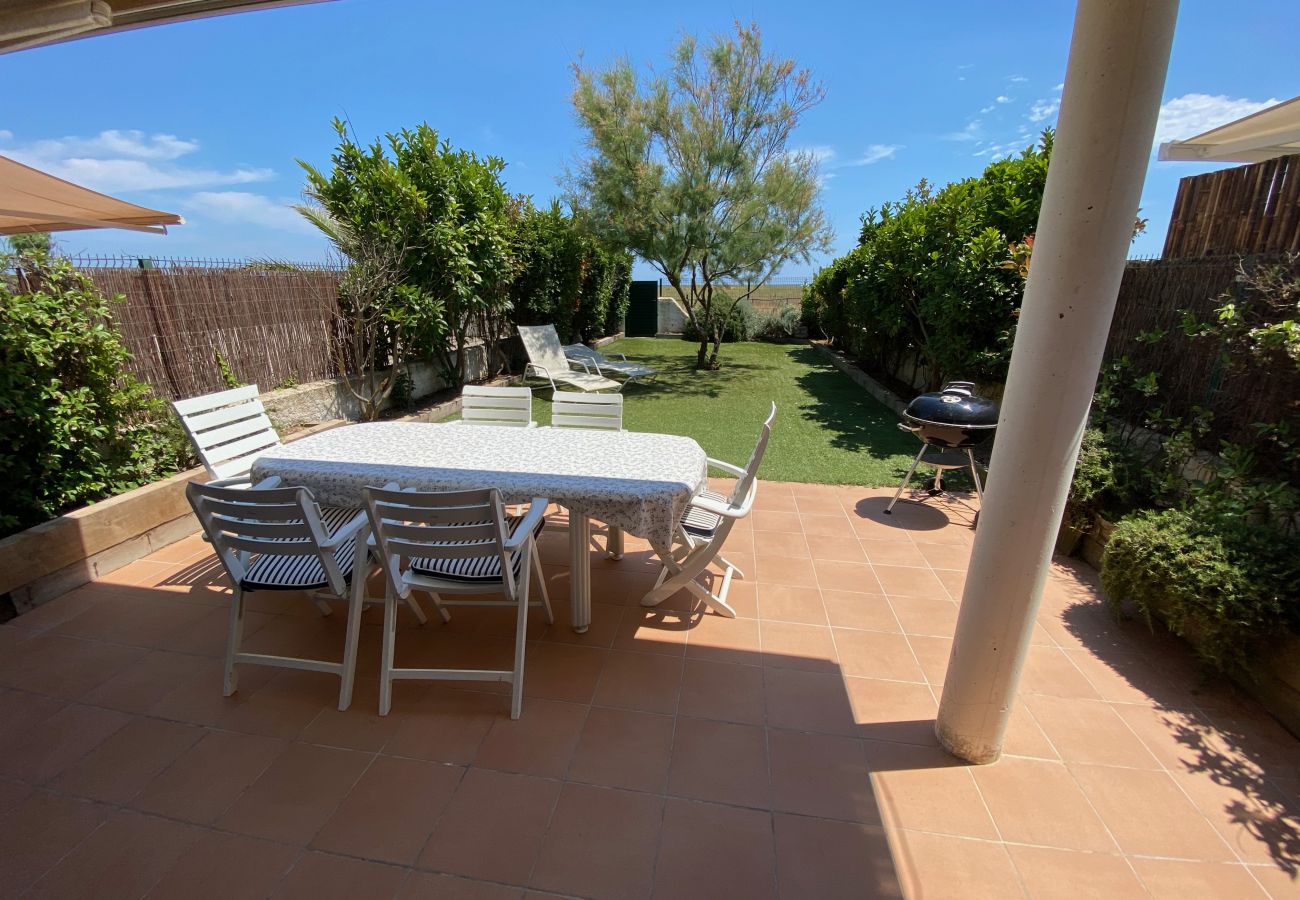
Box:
[0,0,331,54]
[1158,95,1300,163]
[0,155,183,235]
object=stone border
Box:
[810,342,908,415]
[0,419,344,616]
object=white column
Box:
[936,0,1179,764]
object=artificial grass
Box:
[526,337,922,486]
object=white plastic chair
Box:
[186,480,382,711]
[458,385,536,427]
[562,344,658,385]
[364,485,552,718]
[550,392,624,431]
[643,402,776,618]
[172,385,279,486]
[517,325,621,393]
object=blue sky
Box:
[1,0,1295,276]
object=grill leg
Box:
[967,449,985,503]
[885,445,928,514]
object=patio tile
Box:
[1021,694,1162,769]
[1239,863,1299,898]
[83,649,221,714]
[146,656,275,726]
[832,628,926,683]
[473,697,587,778]
[132,729,287,824]
[759,621,838,672]
[216,742,371,845]
[1069,763,1236,860]
[1128,858,1271,899]
[0,790,110,895]
[613,608,692,654]
[299,680,410,753]
[889,594,959,637]
[763,667,860,738]
[381,686,501,765]
[271,851,407,900]
[0,702,130,784]
[753,529,810,559]
[398,873,524,899]
[216,668,344,741]
[1000,699,1060,761]
[757,583,827,624]
[667,716,769,809]
[794,494,849,517]
[678,658,766,725]
[751,510,802,533]
[530,782,662,900]
[913,540,970,570]
[520,641,606,704]
[971,756,1117,852]
[768,728,878,823]
[754,553,818,587]
[144,830,300,900]
[864,739,998,839]
[0,633,146,699]
[1018,646,1102,699]
[844,676,941,746]
[821,590,900,632]
[806,512,867,537]
[417,768,559,885]
[812,559,884,594]
[906,634,953,686]
[935,569,968,600]
[807,535,869,562]
[593,649,683,714]
[874,565,949,598]
[1168,767,1300,866]
[25,809,200,900]
[684,613,761,665]
[49,717,204,803]
[311,755,462,865]
[653,798,774,900]
[51,593,214,649]
[860,540,930,568]
[0,777,33,815]
[773,813,901,900]
[891,831,1022,900]
[1005,845,1144,899]
[569,706,675,793]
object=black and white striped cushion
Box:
[408,513,541,584]
[680,489,730,537]
[240,506,361,591]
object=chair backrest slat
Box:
[460,386,533,427]
[516,325,570,371]
[551,392,623,431]
[172,385,280,482]
[730,402,777,510]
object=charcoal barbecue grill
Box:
[884,381,998,517]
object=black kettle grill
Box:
[884,381,998,516]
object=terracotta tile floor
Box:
[1,483,1297,899]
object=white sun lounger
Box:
[517,325,621,392]
[562,343,658,385]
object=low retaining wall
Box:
[811,343,907,416]
[0,420,344,618]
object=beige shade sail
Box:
[0,154,183,235]
[1159,95,1300,163]
[0,1,332,54]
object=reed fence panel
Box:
[1162,154,1300,258]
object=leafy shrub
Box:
[683,300,755,343]
[751,303,802,341]
[1101,508,1300,672]
[0,254,192,537]
[805,133,1053,387]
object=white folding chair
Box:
[186,480,381,711]
[457,385,536,427]
[172,385,280,487]
[643,403,776,618]
[550,392,624,431]
[364,485,552,718]
[517,325,621,393]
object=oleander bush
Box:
[0,253,192,538]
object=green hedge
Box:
[0,255,192,538]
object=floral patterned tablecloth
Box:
[252,422,708,548]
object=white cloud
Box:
[1007,75,1028,84]
[980,104,996,114]
[0,129,11,142]
[185,191,313,234]
[1154,93,1280,145]
[1028,97,1060,123]
[794,145,837,165]
[943,121,983,142]
[996,95,1013,105]
[848,144,901,166]
[1053,83,1064,92]
[0,129,274,192]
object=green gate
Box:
[625,280,660,337]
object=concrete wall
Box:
[657,297,689,335]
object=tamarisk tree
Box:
[570,22,832,369]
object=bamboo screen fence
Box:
[1106,253,1300,449]
[1162,154,1300,258]
[76,257,344,401]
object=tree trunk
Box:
[696,339,710,369]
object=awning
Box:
[0,1,331,54]
[1158,95,1300,163]
[0,155,182,235]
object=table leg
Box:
[569,511,592,633]
[606,525,624,560]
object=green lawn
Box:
[526,338,921,486]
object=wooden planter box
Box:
[1080,514,1116,568]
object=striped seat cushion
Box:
[680,489,731,537]
[408,512,543,584]
[240,506,362,591]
